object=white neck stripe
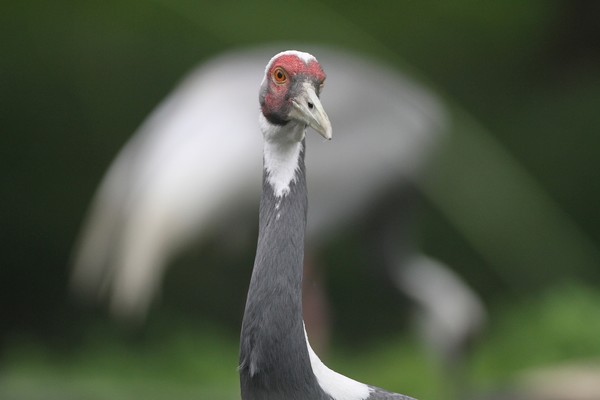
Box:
[260,113,306,198]
[304,324,371,400]
[263,140,302,198]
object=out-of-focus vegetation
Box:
[2,283,600,399]
[2,0,600,399]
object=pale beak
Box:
[290,82,332,140]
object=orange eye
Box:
[272,67,287,84]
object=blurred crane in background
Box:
[70,46,486,392]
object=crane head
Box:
[259,50,332,140]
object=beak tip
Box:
[321,121,332,141]
[321,127,332,141]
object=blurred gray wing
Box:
[71,45,447,320]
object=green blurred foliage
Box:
[3,283,600,399]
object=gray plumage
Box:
[241,51,417,399]
[241,140,416,399]
[240,144,328,399]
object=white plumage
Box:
[71,45,447,319]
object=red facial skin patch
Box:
[267,54,326,83]
[261,52,326,125]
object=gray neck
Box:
[239,139,329,400]
[238,131,414,400]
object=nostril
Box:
[307,101,314,110]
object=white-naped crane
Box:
[70,45,448,321]
[69,44,491,397]
[239,49,415,400]
[70,46,487,388]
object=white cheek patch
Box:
[304,325,372,400]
